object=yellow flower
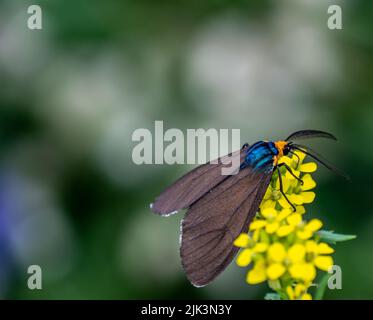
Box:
[261,178,292,210]
[288,262,316,283]
[279,150,317,178]
[266,263,286,280]
[234,234,268,267]
[247,259,267,284]
[286,284,312,300]
[288,243,306,263]
[234,233,250,247]
[275,214,321,239]
[276,213,302,237]
[268,243,286,262]
[286,240,334,282]
[305,240,335,271]
[261,177,313,211]
[287,174,316,205]
[296,219,323,240]
[250,208,292,234]
[266,243,314,282]
[266,243,286,280]
[233,148,343,300]
[249,240,328,284]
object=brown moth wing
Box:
[151,148,247,215]
[180,167,272,287]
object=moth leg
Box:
[277,162,303,185]
[276,166,296,212]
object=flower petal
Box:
[268,243,286,262]
[305,240,318,253]
[295,284,307,297]
[303,263,316,282]
[305,219,323,232]
[299,162,317,173]
[289,194,304,205]
[263,187,272,200]
[265,221,279,234]
[287,213,302,226]
[253,242,268,253]
[236,249,252,267]
[285,170,301,180]
[296,205,306,215]
[286,286,295,300]
[267,263,286,280]
[247,260,267,284]
[276,208,292,221]
[250,220,267,231]
[301,293,312,300]
[301,174,316,191]
[288,244,306,263]
[278,197,292,209]
[233,233,250,247]
[278,156,293,167]
[300,191,316,203]
[317,243,334,254]
[296,230,313,240]
[314,256,334,271]
[289,263,316,282]
[293,150,306,163]
[260,199,276,210]
[276,225,295,237]
[252,229,260,242]
[261,207,277,219]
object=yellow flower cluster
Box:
[234,150,334,300]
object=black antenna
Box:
[286,130,337,142]
[290,144,350,181]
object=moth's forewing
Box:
[180,168,272,287]
[151,148,247,216]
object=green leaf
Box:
[264,293,281,300]
[314,273,330,300]
[317,230,356,244]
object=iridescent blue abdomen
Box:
[241,141,278,172]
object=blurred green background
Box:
[0,0,372,299]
